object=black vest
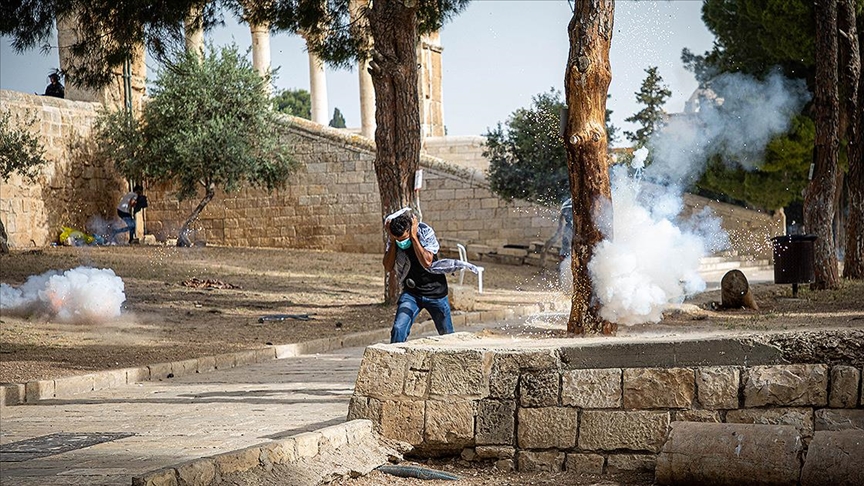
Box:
[403,247,448,299]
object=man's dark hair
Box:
[133,184,144,192]
[389,213,412,237]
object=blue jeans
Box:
[113,211,135,242]
[390,292,453,343]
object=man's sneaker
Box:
[130,238,140,245]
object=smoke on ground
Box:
[588,71,808,325]
[0,267,126,323]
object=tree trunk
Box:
[368,0,421,304]
[804,0,841,290]
[178,183,215,247]
[841,0,863,279]
[564,0,615,335]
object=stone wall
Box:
[143,117,559,253]
[347,335,863,475]
[0,90,125,249]
[423,136,489,173]
[1,89,783,258]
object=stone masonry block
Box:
[293,432,321,458]
[214,353,236,370]
[814,409,864,431]
[519,370,560,407]
[606,454,656,473]
[214,447,261,476]
[489,350,560,399]
[517,407,577,449]
[175,459,216,485]
[623,368,695,409]
[126,367,150,383]
[476,399,516,445]
[674,409,721,423]
[696,366,739,409]
[475,446,515,460]
[829,365,860,408]
[318,424,349,451]
[425,400,475,447]
[347,395,382,423]
[171,359,198,378]
[134,468,178,486]
[726,407,814,438]
[0,384,25,406]
[93,369,127,391]
[801,431,864,486]
[261,438,298,465]
[342,419,374,446]
[565,453,604,475]
[429,350,488,397]
[354,345,407,400]
[54,374,95,397]
[380,400,425,445]
[562,368,622,409]
[516,451,565,473]
[579,411,670,453]
[743,364,828,407]
[149,362,173,380]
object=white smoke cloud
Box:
[0,267,126,323]
[648,71,810,186]
[587,71,808,325]
[588,167,728,325]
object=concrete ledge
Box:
[131,420,403,486]
[2,304,541,405]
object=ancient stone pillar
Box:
[307,49,329,125]
[417,31,445,140]
[250,21,272,94]
[185,6,204,57]
[56,15,146,113]
[350,0,376,138]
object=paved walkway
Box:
[0,344,368,485]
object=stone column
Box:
[185,6,204,57]
[307,48,329,125]
[417,31,445,140]
[56,15,146,112]
[349,0,375,138]
[250,21,272,94]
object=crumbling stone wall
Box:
[348,336,863,475]
[0,90,125,249]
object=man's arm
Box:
[411,218,436,269]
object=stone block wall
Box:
[347,337,864,475]
[1,89,783,258]
[423,136,490,172]
[0,90,125,248]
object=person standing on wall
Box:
[383,209,453,343]
[43,73,65,99]
[112,185,147,244]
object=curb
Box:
[0,303,543,407]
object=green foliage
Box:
[624,67,671,145]
[272,88,311,119]
[697,115,815,210]
[484,89,568,205]
[329,107,346,128]
[605,94,619,147]
[95,44,297,202]
[0,110,48,182]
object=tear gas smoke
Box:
[0,267,126,323]
[587,71,808,325]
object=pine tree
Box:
[624,66,671,145]
[329,107,346,128]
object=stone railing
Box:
[347,333,863,476]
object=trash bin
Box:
[771,234,817,297]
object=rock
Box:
[814,409,864,431]
[429,350,487,397]
[743,364,828,407]
[561,368,622,409]
[623,368,695,409]
[655,422,802,486]
[518,370,560,407]
[606,454,655,473]
[673,409,720,423]
[488,350,560,399]
[800,430,864,486]
[516,450,565,472]
[726,407,814,438]
[517,407,577,449]
[475,399,516,445]
[828,365,860,408]
[578,411,670,453]
[564,453,604,475]
[475,445,515,460]
[379,400,425,445]
[354,346,407,400]
[494,459,515,472]
[424,400,474,448]
[696,366,739,409]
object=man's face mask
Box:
[396,238,412,250]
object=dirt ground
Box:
[1,245,863,384]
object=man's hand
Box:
[384,220,395,241]
[410,215,419,240]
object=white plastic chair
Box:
[456,243,484,293]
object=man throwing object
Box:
[383,209,453,343]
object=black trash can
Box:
[771,234,817,296]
